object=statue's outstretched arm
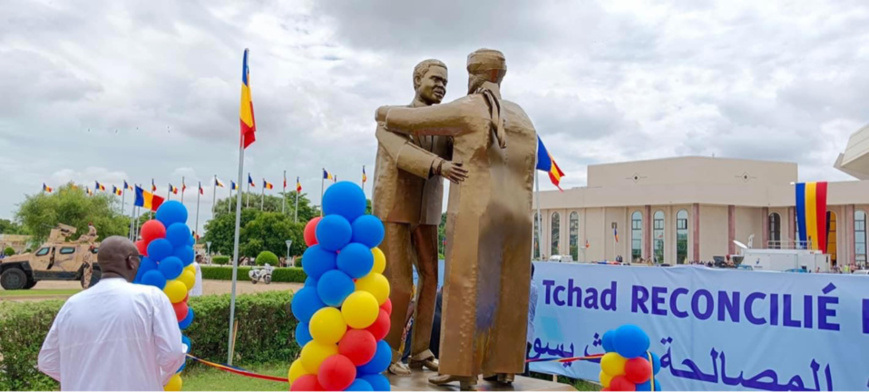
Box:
[377,101,476,137]
[376,124,441,179]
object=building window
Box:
[551,212,560,257]
[533,213,540,259]
[769,213,781,249]
[654,211,665,263]
[569,212,579,262]
[855,210,866,265]
[676,210,688,264]
[631,211,642,262]
[827,212,837,266]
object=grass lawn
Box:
[0,288,80,297]
[183,362,289,391]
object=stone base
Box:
[387,368,576,391]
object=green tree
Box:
[255,250,279,266]
[438,212,447,258]
[0,219,22,235]
[15,184,130,243]
[4,247,14,256]
[213,191,319,223]
[241,212,305,258]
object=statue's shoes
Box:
[387,361,411,376]
[483,373,515,385]
[429,374,478,390]
[409,349,439,371]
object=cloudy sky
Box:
[2,0,868,230]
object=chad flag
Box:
[536,136,565,191]
[795,182,828,252]
[239,49,256,149]
[135,186,165,212]
[264,180,274,190]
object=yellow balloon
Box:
[600,352,627,376]
[164,280,187,304]
[300,340,338,374]
[178,271,195,290]
[164,374,182,391]
[288,359,310,385]
[355,272,390,305]
[600,371,613,388]
[309,307,347,344]
[371,248,386,274]
[341,291,379,329]
[184,264,196,276]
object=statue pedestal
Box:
[387,369,577,391]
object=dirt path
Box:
[1,279,303,302]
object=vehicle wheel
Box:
[24,278,37,289]
[264,276,271,284]
[1,268,27,290]
[251,279,257,284]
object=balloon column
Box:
[133,201,198,391]
[290,182,392,391]
[599,325,662,391]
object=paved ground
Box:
[0,279,303,302]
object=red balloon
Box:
[136,240,148,256]
[304,217,322,246]
[290,374,322,391]
[141,220,166,243]
[173,301,189,322]
[365,308,391,341]
[338,329,377,366]
[610,375,636,391]
[624,357,652,384]
[380,298,393,315]
[317,355,356,391]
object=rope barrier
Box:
[185,354,288,383]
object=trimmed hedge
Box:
[256,251,278,266]
[201,266,306,283]
[0,291,299,391]
[213,255,230,265]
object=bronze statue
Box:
[371,59,468,375]
[377,49,537,389]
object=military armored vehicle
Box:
[0,224,101,290]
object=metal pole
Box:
[212,175,217,216]
[228,133,245,365]
[246,176,250,208]
[282,170,287,215]
[228,186,232,214]
[536,171,543,260]
[181,176,185,203]
[320,171,325,217]
[261,180,264,211]
[195,182,201,241]
[294,183,299,224]
[167,184,171,201]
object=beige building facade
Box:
[533,156,869,268]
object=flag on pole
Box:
[151,179,157,192]
[283,174,287,190]
[87,187,93,196]
[182,180,187,193]
[323,169,333,180]
[125,180,132,191]
[585,239,590,249]
[536,136,565,191]
[248,174,255,187]
[362,166,367,184]
[170,184,179,195]
[43,183,53,193]
[215,177,225,188]
[795,182,829,252]
[231,181,238,190]
[113,186,122,196]
[199,182,204,195]
[239,49,256,149]
[95,181,106,192]
[296,177,302,192]
[263,180,274,190]
[135,186,165,212]
[614,227,619,243]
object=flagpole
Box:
[195,183,201,240]
[536,171,543,260]
[181,176,185,203]
[228,185,232,214]
[294,182,299,224]
[167,184,171,201]
[320,170,325,217]
[261,179,265,211]
[282,170,287,215]
[121,187,126,216]
[246,176,250,208]
[212,175,217,216]
[228,130,245,366]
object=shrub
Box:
[255,251,278,266]
[213,255,230,265]
[3,247,14,256]
[0,291,299,390]
[200,266,306,283]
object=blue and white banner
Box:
[529,263,869,391]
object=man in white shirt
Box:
[190,254,204,297]
[38,236,185,391]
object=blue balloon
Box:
[166,223,192,248]
[360,374,390,391]
[614,324,650,359]
[651,351,661,374]
[304,277,318,288]
[601,330,616,353]
[156,200,188,227]
[317,270,355,307]
[134,257,157,283]
[158,256,184,280]
[291,287,326,323]
[179,308,194,330]
[351,215,384,248]
[295,321,313,346]
[637,379,662,391]
[357,340,391,374]
[174,245,195,266]
[337,242,374,279]
[316,215,352,252]
[147,239,173,262]
[345,379,374,391]
[188,234,195,246]
[142,270,167,289]
[301,245,337,280]
[323,181,367,222]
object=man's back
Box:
[38,278,184,391]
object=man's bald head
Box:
[98,236,140,282]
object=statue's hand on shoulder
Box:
[375,105,391,123]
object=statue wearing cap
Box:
[377,48,537,389]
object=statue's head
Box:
[466,48,506,94]
[413,59,448,105]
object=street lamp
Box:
[285,239,293,267]
[206,241,212,256]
